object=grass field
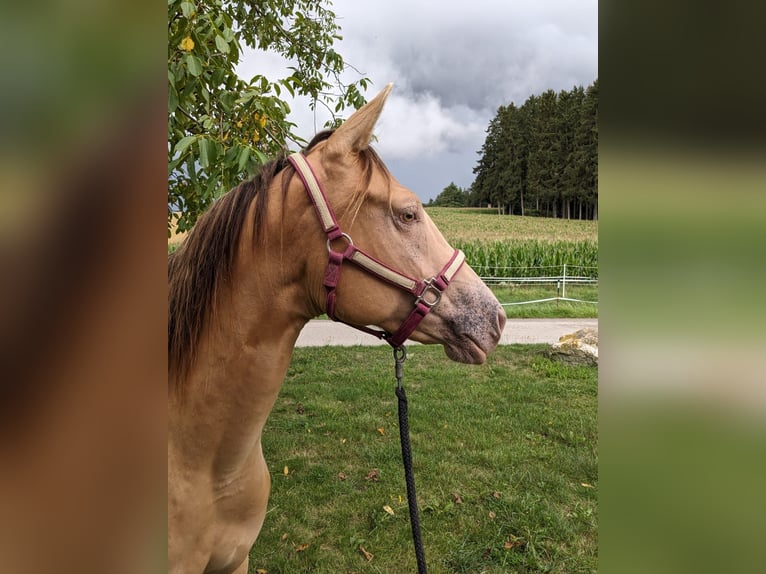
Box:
[425,208,597,244]
[250,345,598,574]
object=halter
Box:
[287,152,466,348]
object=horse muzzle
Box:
[413,283,506,364]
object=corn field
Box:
[425,208,598,279]
[455,239,598,278]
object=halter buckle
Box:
[415,279,443,308]
[326,232,353,254]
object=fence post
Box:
[562,263,567,299]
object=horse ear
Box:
[326,83,393,156]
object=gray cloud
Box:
[336,0,596,109]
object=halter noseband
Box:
[287,152,465,348]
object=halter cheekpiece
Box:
[287,152,465,347]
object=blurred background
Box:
[0,1,165,573]
[600,1,766,572]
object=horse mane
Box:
[168,156,281,391]
[168,130,391,394]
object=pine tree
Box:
[558,86,585,219]
[527,91,560,217]
[472,109,505,209]
[574,80,598,220]
[470,80,598,219]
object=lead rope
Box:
[393,346,428,574]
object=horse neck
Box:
[170,191,319,477]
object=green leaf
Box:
[198,138,211,168]
[180,1,196,19]
[214,141,224,163]
[224,145,239,165]
[220,92,236,112]
[186,155,198,186]
[215,35,230,54]
[253,149,268,167]
[174,135,197,156]
[237,146,250,172]
[211,67,225,87]
[168,156,184,174]
[186,54,202,77]
[280,79,295,98]
[204,175,220,199]
[168,86,178,114]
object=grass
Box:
[494,285,598,319]
[250,345,597,573]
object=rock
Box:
[547,328,598,366]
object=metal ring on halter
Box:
[326,232,353,253]
[415,280,443,308]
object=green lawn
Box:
[494,284,598,319]
[250,345,597,573]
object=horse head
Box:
[290,84,506,363]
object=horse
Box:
[168,84,506,574]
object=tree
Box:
[557,86,584,219]
[578,79,598,220]
[499,102,530,215]
[168,0,369,232]
[472,109,504,209]
[470,80,598,219]
[431,182,467,207]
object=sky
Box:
[237,0,597,203]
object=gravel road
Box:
[295,318,598,347]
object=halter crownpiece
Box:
[287,152,465,347]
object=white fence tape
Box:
[473,263,599,306]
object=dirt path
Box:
[295,318,598,347]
